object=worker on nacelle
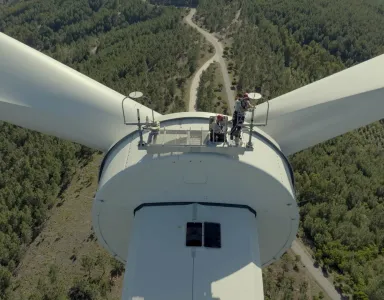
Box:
[144,119,160,144]
[210,114,226,142]
[230,93,254,140]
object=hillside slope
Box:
[10,154,125,300]
[0,0,201,297]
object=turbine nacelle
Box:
[94,112,298,300]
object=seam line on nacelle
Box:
[133,202,257,217]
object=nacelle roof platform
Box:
[93,112,299,269]
[141,128,250,155]
[125,110,262,156]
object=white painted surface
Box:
[194,205,264,300]
[93,114,298,267]
[122,205,193,300]
[0,32,160,151]
[246,54,384,155]
[247,93,262,100]
[129,91,144,99]
[122,204,264,300]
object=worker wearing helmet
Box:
[146,120,160,144]
[230,93,253,140]
[210,114,226,142]
[216,114,224,122]
[241,93,253,111]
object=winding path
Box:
[184,9,234,113]
[184,7,342,300]
[292,241,342,300]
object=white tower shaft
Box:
[122,203,264,300]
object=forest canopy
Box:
[0,0,200,298]
[194,0,384,298]
[1,0,384,298]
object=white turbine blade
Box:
[248,54,384,156]
[0,32,160,151]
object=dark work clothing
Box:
[232,111,238,129]
[230,112,245,138]
[210,121,225,142]
[210,131,225,142]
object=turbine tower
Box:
[1,32,384,300]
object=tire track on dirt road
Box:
[184,8,234,113]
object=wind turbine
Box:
[1,32,384,300]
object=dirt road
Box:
[292,241,342,299]
[184,8,342,300]
[184,9,234,113]
[187,56,216,112]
